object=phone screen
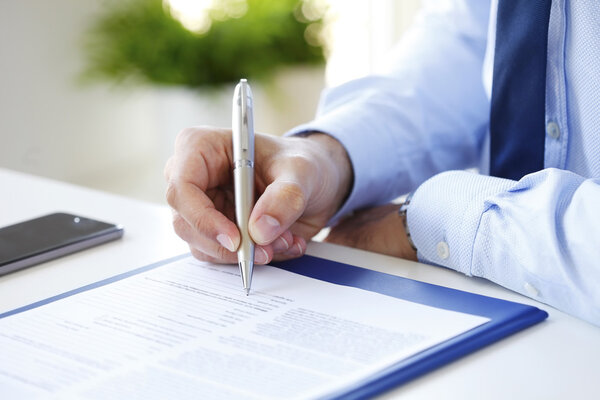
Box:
[0,213,123,273]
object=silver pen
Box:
[232,79,255,296]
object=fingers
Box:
[271,230,293,252]
[167,163,305,264]
[184,222,305,264]
[166,127,242,263]
[189,245,272,265]
[272,235,307,262]
[171,209,237,262]
[167,177,240,247]
[166,128,316,265]
[177,211,273,264]
[267,230,307,261]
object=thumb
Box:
[249,179,308,245]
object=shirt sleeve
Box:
[409,168,600,325]
[287,0,492,222]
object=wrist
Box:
[302,132,354,217]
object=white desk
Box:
[1,168,599,399]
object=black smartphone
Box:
[0,212,124,276]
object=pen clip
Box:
[240,82,250,151]
[232,79,254,164]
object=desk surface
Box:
[1,168,598,399]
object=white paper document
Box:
[0,256,489,399]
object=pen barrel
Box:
[233,164,255,288]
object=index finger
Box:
[166,178,241,255]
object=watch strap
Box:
[398,192,417,252]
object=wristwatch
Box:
[398,192,417,252]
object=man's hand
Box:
[164,127,352,265]
[325,203,418,261]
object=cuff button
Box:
[524,282,539,297]
[436,241,450,260]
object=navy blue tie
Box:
[489,0,552,180]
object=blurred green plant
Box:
[82,0,326,89]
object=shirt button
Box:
[436,241,449,260]
[546,121,560,139]
[524,282,539,297]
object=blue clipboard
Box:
[272,255,548,400]
[0,253,548,399]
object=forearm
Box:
[288,0,492,218]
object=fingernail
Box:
[272,236,290,252]
[254,247,269,264]
[216,233,235,252]
[252,215,281,244]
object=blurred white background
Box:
[0,0,421,204]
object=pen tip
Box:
[245,288,250,296]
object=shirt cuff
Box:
[408,170,515,274]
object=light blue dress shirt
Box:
[288,0,600,325]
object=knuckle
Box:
[172,214,188,239]
[190,209,211,235]
[215,244,231,261]
[175,127,197,145]
[165,180,179,208]
[175,127,209,150]
[190,247,211,262]
[176,126,227,148]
